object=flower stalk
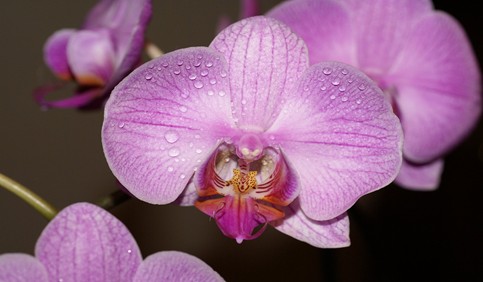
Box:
[0,173,58,220]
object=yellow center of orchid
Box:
[227,169,258,194]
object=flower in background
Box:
[35,0,152,109]
[102,16,402,247]
[268,0,481,190]
[0,203,223,282]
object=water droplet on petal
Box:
[320,85,327,91]
[194,61,202,67]
[241,99,247,105]
[194,81,203,89]
[331,78,340,86]
[177,60,184,66]
[195,148,202,154]
[168,166,174,172]
[180,174,186,179]
[189,74,197,80]
[205,61,213,68]
[127,249,132,254]
[330,95,336,100]
[179,106,187,112]
[118,122,125,128]
[173,68,181,75]
[209,78,217,85]
[164,130,179,143]
[200,70,209,77]
[358,84,366,91]
[338,85,346,92]
[218,90,226,97]
[220,70,227,78]
[323,67,332,75]
[341,68,348,75]
[341,97,348,102]
[207,90,214,96]
[168,147,180,157]
[162,62,169,68]
[145,74,153,80]
[356,99,362,105]
[185,65,191,70]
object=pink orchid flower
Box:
[268,0,481,190]
[35,0,152,109]
[102,16,403,247]
[0,203,223,282]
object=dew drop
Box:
[330,95,336,100]
[224,157,230,163]
[241,99,247,105]
[127,249,132,254]
[341,68,348,75]
[205,61,213,68]
[331,78,340,86]
[320,85,327,91]
[177,60,184,66]
[179,106,187,113]
[180,174,186,179]
[118,122,125,128]
[148,63,154,69]
[207,90,214,96]
[168,166,174,172]
[168,147,180,157]
[164,130,179,143]
[356,99,362,105]
[194,81,203,89]
[195,148,202,154]
[322,67,332,75]
[341,97,348,102]
[189,74,197,80]
[358,84,366,91]
[162,62,169,68]
[209,78,217,85]
[220,70,227,78]
[145,74,153,80]
[200,70,209,77]
[194,60,202,67]
[218,90,226,97]
[185,65,191,70]
[338,85,346,92]
[173,68,181,75]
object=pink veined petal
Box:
[102,47,235,204]
[388,12,481,162]
[267,0,356,65]
[35,203,143,282]
[67,29,116,86]
[0,253,49,282]
[133,251,224,282]
[340,0,433,72]
[395,158,444,191]
[273,200,350,248]
[267,62,403,220]
[43,28,76,80]
[210,16,309,130]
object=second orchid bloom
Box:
[102,16,403,247]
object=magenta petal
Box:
[390,13,481,162]
[0,254,49,282]
[35,203,142,282]
[268,0,355,65]
[43,28,76,80]
[34,84,103,109]
[395,159,443,191]
[133,251,224,282]
[268,62,403,220]
[273,200,350,248]
[102,47,235,204]
[67,29,116,86]
[210,16,309,130]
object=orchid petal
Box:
[102,47,235,204]
[267,0,355,65]
[268,62,402,220]
[210,16,308,130]
[0,254,48,282]
[341,0,432,72]
[389,13,481,162]
[35,203,142,282]
[273,200,350,248]
[83,0,152,85]
[133,251,224,282]
[34,84,103,109]
[67,29,116,86]
[43,29,76,80]
[395,159,443,191]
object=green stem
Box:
[0,173,58,220]
[96,189,132,211]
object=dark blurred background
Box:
[1,1,482,281]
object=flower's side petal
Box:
[210,16,309,130]
[43,29,76,80]
[341,0,432,72]
[395,158,443,191]
[268,62,403,220]
[35,203,142,282]
[84,0,152,88]
[267,0,355,65]
[67,29,116,86]
[389,13,481,162]
[102,47,235,204]
[133,251,224,282]
[0,253,49,282]
[174,181,199,206]
[273,200,350,248]
[34,84,103,109]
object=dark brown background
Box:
[1,1,482,281]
